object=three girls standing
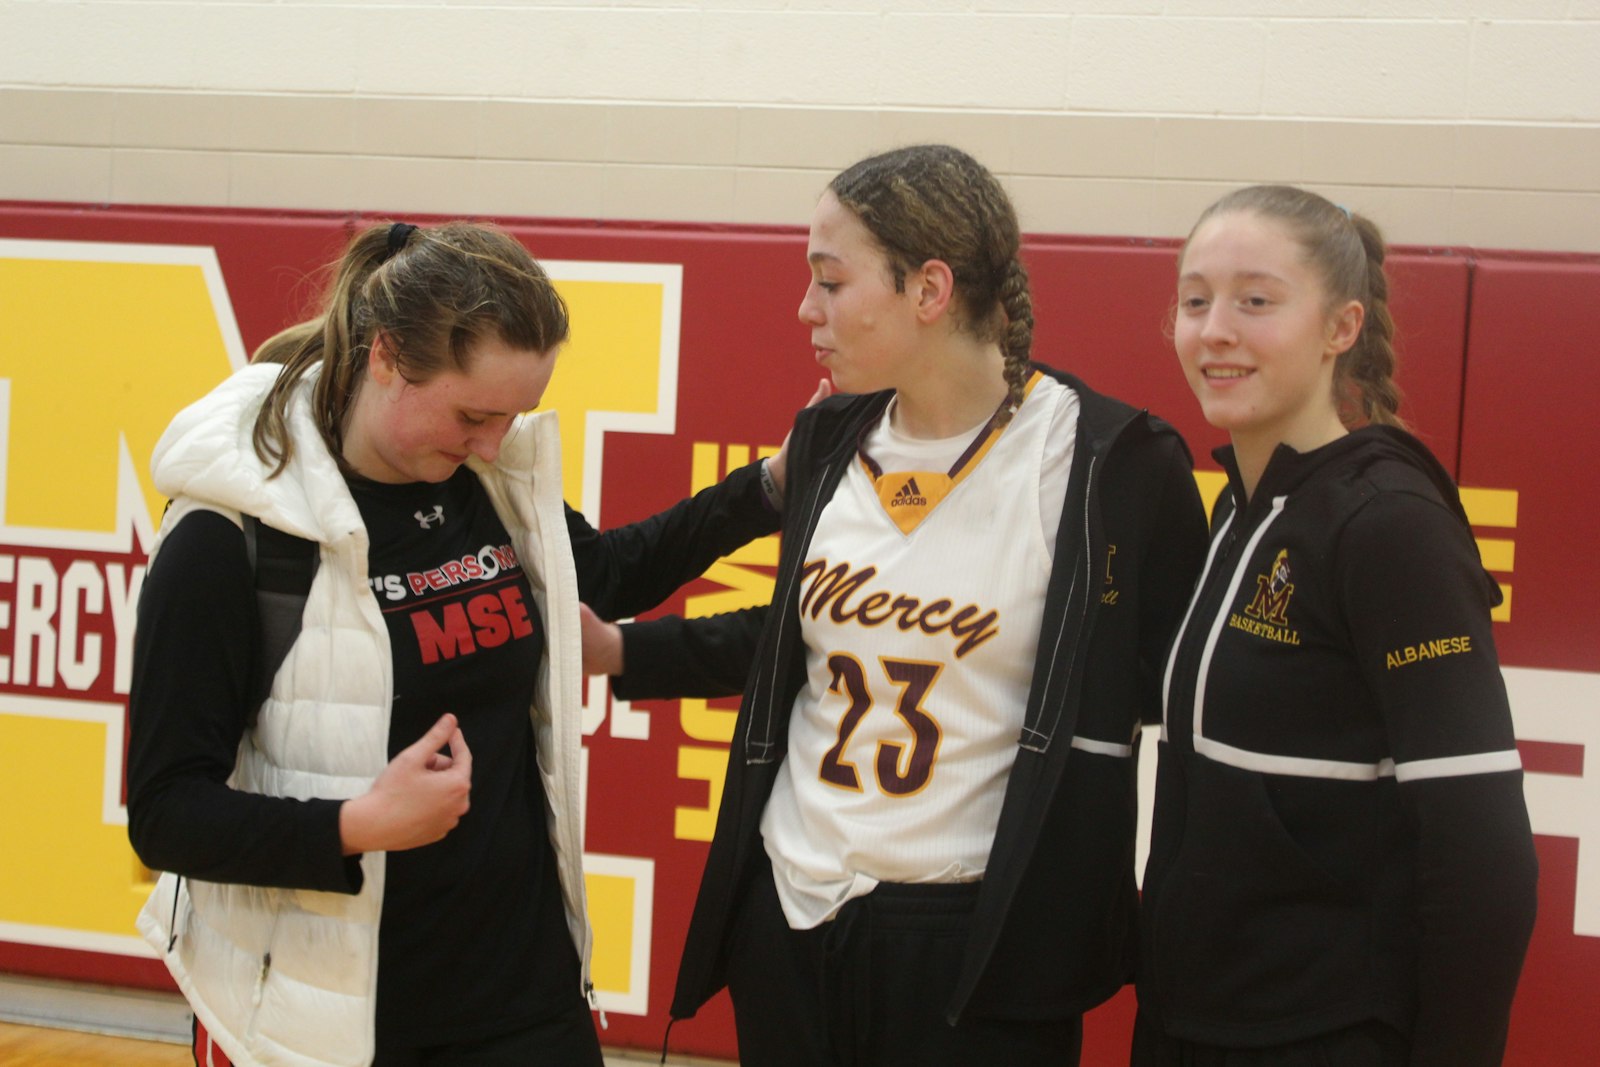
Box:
[131,155,1537,1067]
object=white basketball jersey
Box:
[763,373,1079,929]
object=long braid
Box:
[996,257,1034,425]
[1340,214,1404,427]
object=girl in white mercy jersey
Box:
[587,145,1210,1066]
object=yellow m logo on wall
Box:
[0,239,676,1014]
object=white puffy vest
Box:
[135,365,591,1067]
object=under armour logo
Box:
[415,506,445,529]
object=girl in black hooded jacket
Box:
[1134,185,1538,1067]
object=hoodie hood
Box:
[1218,425,1470,525]
[1355,424,1474,526]
[1217,424,1497,603]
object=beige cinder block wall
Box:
[1,1,1597,251]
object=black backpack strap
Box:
[242,514,320,720]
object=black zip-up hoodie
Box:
[615,365,1209,1027]
[1139,426,1538,1065]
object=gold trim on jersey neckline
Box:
[857,371,1044,536]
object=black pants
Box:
[726,858,1083,1067]
[1130,1012,1409,1067]
[371,997,603,1067]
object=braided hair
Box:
[829,145,1033,422]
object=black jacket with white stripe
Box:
[1138,426,1537,1064]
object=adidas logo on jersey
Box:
[890,477,928,508]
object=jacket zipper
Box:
[1161,508,1237,737]
[745,425,860,763]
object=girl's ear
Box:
[1326,299,1364,357]
[912,258,956,323]
[368,334,397,384]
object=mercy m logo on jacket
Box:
[1229,547,1301,645]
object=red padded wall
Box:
[1,202,1595,1065]
[1458,257,1600,1067]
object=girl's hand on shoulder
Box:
[340,713,472,855]
[768,377,834,496]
